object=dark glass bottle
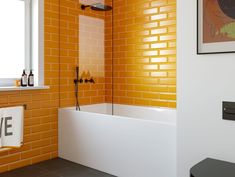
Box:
[28,70,34,87]
[21,70,27,87]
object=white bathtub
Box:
[59,103,176,177]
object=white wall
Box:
[177,1,235,177]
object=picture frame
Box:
[197,0,235,54]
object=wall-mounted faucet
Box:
[85,77,95,84]
[78,77,95,84]
[79,71,95,84]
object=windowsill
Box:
[0,85,50,92]
[0,147,11,152]
[0,147,22,152]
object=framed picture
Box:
[197,0,235,54]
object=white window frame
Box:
[32,0,44,86]
[25,0,31,72]
[0,0,44,87]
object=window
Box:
[0,0,44,87]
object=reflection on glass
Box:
[79,15,105,78]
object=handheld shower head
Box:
[74,66,81,111]
[81,3,112,11]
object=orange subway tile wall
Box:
[0,0,59,173]
[112,0,176,108]
[59,0,79,107]
[105,0,113,103]
[59,0,111,107]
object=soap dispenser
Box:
[28,70,34,86]
[21,70,27,87]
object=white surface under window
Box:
[0,0,44,87]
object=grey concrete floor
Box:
[0,158,116,177]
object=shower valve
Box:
[85,78,95,84]
[74,78,84,84]
[79,79,83,83]
[74,79,79,84]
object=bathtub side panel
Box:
[59,108,176,177]
[59,109,122,176]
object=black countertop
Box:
[190,158,235,177]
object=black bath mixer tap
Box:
[85,77,95,84]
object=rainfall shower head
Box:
[81,3,112,11]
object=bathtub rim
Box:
[59,103,176,126]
